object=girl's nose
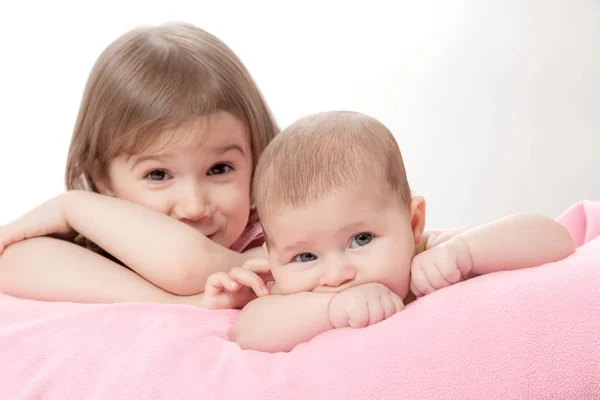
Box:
[171,181,212,222]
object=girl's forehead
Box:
[139,112,250,156]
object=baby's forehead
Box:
[259,188,399,222]
[262,198,401,248]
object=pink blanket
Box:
[1,200,599,399]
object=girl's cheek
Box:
[139,194,172,215]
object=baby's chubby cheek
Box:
[267,269,298,295]
[377,261,412,300]
[267,279,300,296]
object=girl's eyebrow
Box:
[129,143,246,171]
[129,154,173,171]
[212,143,245,156]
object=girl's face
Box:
[96,112,253,249]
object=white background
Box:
[0,0,598,228]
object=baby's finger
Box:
[367,297,385,325]
[423,264,452,290]
[409,281,421,298]
[379,292,396,320]
[348,301,370,329]
[437,259,462,283]
[229,267,269,297]
[204,272,238,296]
[410,267,434,297]
[390,292,405,313]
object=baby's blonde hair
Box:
[66,22,278,195]
[254,111,412,221]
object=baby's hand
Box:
[202,258,272,310]
[410,238,473,298]
[0,195,73,254]
[328,283,404,329]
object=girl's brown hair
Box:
[66,22,279,200]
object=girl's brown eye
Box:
[208,163,233,175]
[146,170,169,181]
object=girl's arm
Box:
[0,237,204,305]
[1,190,255,295]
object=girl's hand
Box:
[202,259,273,310]
[0,194,74,254]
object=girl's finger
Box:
[204,272,238,296]
[229,267,269,296]
[242,258,271,273]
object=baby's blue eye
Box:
[294,253,318,263]
[350,232,373,248]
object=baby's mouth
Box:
[312,281,356,294]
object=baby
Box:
[211,111,575,352]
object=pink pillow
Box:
[0,201,598,399]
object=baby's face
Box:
[263,187,420,299]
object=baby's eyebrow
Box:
[281,240,315,254]
[336,221,369,236]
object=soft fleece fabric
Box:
[0,200,599,399]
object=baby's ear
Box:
[409,196,426,245]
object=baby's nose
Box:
[319,262,356,288]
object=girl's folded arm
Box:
[60,190,250,295]
[0,236,203,305]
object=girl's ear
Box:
[409,196,426,245]
[91,164,114,196]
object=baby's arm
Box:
[230,292,335,352]
[0,237,205,306]
[425,213,576,276]
[455,213,575,275]
[1,190,253,295]
[230,283,403,352]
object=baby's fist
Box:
[410,238,472,297]
[328,283,404,329]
